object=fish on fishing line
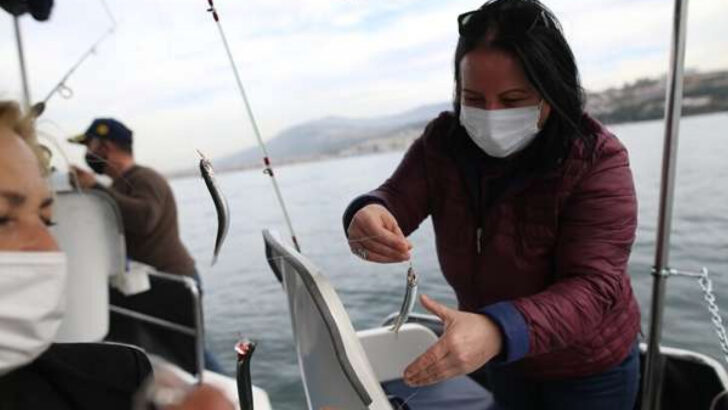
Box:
[197,149,230,265]
[347,232,420,334]
[391,261,418,335]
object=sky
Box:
[1,0,727,172]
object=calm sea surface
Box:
[170,112,728,410]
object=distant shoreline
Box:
[166,69,728,178]
[168,109,728,179]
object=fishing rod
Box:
[203,0,302,252]
[39,0,117,109]
[13,16,31,109]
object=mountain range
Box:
[198,69,728,174]
[212,102,451,171]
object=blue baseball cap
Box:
[68,118,133,146]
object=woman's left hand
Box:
[403,294,503,387]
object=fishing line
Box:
[203,0,301,252]
[347,233,408,245]
[397,387,421,410]
[36,130,82,194]
[265,231,416,274]
[261,233,414,268]
[264,254,399,266]
[266,235,412,276]
[36,119,75,164]
[264,254,411,267]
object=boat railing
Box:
[107,270,206,382]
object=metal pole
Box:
[641,0,689,408]
[13,16,31,109]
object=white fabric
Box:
[459,103,541,158]
[51,190,121,342]
[0,252,67,375]
[111,260,152,296]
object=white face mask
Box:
[459,102,543,158]
[0,252,67,376]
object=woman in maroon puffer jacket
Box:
[342,1,641,409]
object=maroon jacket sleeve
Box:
[513,139,638,356]
[343,135,432,237]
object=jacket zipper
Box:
[476,174,484,255]
[476,227,483,255]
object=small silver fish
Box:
[391,262,418,334]
[197,150,230,265]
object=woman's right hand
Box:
[347,204,412,263]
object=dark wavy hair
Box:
[453,0,596,168]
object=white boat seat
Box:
[52,190,206,379]
[263,229,494,410]
[50,189,125,342]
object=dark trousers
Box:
[487,343,640,410]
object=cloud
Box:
[1,0,726,171]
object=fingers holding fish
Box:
[349,235,409,262]
[347,221,408,262]
[364,231,411,258]
[393,224,412,251]
[363,250,401,263]
[374,210,411,253]
[350,244,404,263]
[347,204,412,262]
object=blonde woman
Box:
[0,101,232,410]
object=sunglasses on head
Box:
[457,6,554,38]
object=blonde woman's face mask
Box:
[0,127,66,375]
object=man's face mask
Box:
[84,141,108,175]
[0,252,67,375]
[459,102,543,158]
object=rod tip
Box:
[235,339,256,359]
